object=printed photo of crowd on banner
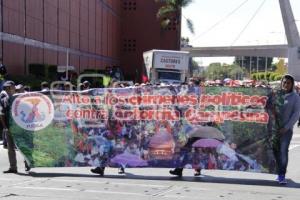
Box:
[9,80,290,176]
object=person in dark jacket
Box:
[0,81,17,173]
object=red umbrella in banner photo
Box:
[192,138,222,148]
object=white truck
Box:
[143,49,190,84]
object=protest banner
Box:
[9,86,280,174]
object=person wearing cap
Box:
[78,83,84,91]
[15,84,25,93]
[41,81,49,92]
[0,80,18,173]
[23,85,30,92]
[63,82,73,91]
[83,80,90,90]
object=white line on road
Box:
[50,178,169,188]
[292,134,300,138]
[49,178,211,191]
[13,186,84,192]
[289,144,300,150]
[152,185,176,196]
[12,186,181,198]
[0,178,14,181]
[8,179,42,187]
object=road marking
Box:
[12,186,186,198]
[289,144,300,150]
[292,134,300,138]
[165,194,199,199]
[152,185,176,196]
[13,186,147,196]
[49,178,211,191]
[8,179,42,187]
[1,176,168,189]
[50,178,168,188]
[0,178,14,181]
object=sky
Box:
[181,0,300,66]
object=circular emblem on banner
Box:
[12,93,54,131]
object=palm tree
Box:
[156,0,194,48]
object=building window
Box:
[123,0,137,11]
[123,39,136,52]
[163,17,177,31]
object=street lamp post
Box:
[256,57,259,73]
[265,57,268,80]
[241,56,244,68]
[249,56,252,77]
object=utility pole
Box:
[241,56,244,68]
[256,57,259,73]
[249,56,252,76]
[265,57,268,80]
[65,49,69,81]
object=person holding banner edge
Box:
[273,74,300,184]
[0,80,18,173]
[90,80,126,176]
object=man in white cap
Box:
[15,84,25,93]
[83,80,91,90]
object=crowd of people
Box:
[1,74,300,185]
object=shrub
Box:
[275,75,283,81]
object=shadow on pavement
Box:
[16,171,300,188]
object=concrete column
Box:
[287,46,300,80]
[279,0,300,80]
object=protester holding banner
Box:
[7,78,294,180]
[273,74,300,184]
[0,80,18,173]
[90,80,126,176]
[169,137,202,177]
[41,81,50,92]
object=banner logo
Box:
[12,93,54,131]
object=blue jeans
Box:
[274,129,293,175]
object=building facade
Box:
[235,56,273,73]
[0,0,179,82]
[120,0,179,81]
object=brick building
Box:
[0,0,179,82]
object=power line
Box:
[230,0,267,46]
[191,0,249,43]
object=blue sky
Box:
[181,0,300,66]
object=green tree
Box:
[274,58,287,75]
[156,0,194,48]
[227,64,245,80]
[190,58,200,75]
[204,63,246,80]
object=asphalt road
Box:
[0,127,300,200]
